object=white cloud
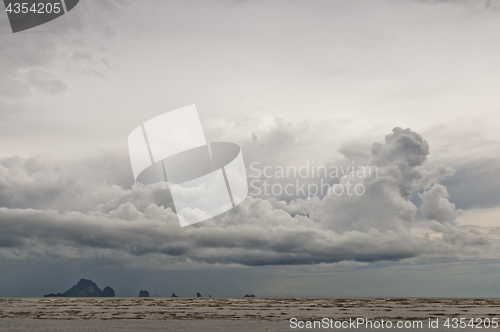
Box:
[419,184,459,224]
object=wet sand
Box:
[0,298,499,331]
[0,319,290,332]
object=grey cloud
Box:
[413,164,455,192]
[442,158,500,209]
[27,70,67,95]
[417,0,500,12]
[0,0,128,101]
[0,35,59,99]
[0,127,492,269]
[0,204,425,267]
[371,128,430,168]
[371,127,430,198]
[70,51,92,61]
[0,152,135,212]
[316,127,443,234]
[419,184,459,224]
[243,118,314,165]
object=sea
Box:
[0,298,498,331]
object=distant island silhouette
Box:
[44,279,115,298]
[42,278,256,298]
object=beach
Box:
[0,298,499,331]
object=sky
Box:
[1,0,500,298]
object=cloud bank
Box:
[0,125,495,270]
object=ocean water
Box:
[0,298,498,331]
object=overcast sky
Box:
[1,0,500,298]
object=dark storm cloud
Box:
[442,158,500,209]
[0,127,493,269]
[0,205,424,267]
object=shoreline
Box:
[0,298,498,321]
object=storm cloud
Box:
[0,126,494,270]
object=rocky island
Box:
[44,279,115,298]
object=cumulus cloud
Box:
[0,126,495,269]
[419,184,459,224]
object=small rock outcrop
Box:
[244,294,256,297]
[44,279,106,298]
[139,290,150,297]
[196,292,202,297]
[102,286,115,297]
[172,293,178,297]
